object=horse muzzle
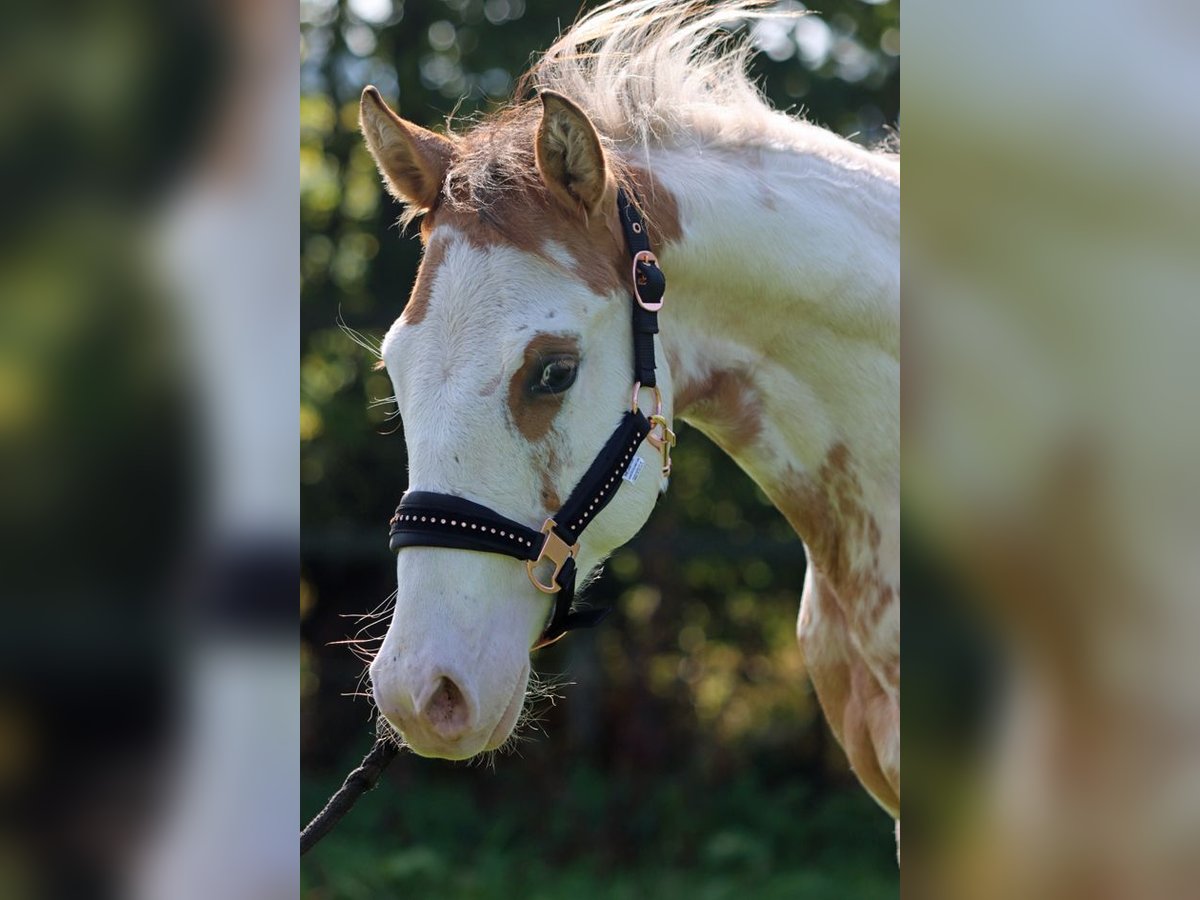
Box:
[371,654,528,759]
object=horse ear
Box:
[359,86,454,212]
[535,91,610,215]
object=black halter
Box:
[387,189,675,649]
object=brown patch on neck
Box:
[507,332,579,442]
[674,368,763,452]
[777,446,896,654]
[400,238,448,327]
[775,443,879,590]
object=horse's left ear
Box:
[535,91,610,215]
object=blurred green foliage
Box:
[302,743,896,900]
[301,0,898,895]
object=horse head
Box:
[359,86,672,759]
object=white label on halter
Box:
[622,456,645,484]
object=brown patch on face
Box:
[426,193,627,301]
[674,368,763,452]
[507,333,579,442]
[384,109,685,406]
[400,238,448,327]
[539,446,562,512]
[395,106,685,325]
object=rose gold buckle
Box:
[632,250,663,311]
[647,414,676,477]
[526,519,579,594]
[630,382,663,416]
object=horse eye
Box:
[531,356,578,395]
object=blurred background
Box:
[300,0,900,898]
[903,2,1200,897]
[1,0,297,897]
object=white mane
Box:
[423,0,895,233]
[524,0,896,167]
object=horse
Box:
[358,0,899,824]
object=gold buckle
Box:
[630,382,663,415]
[526,519,579,593]
[647,414,676,476]
[631,250,663,311]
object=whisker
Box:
[375,717,408,752]
[330,590,400,705]
[336,308,382,359]
[340,591,398,625]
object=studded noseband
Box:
[387,189,675,650]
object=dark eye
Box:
[530,356,578,395]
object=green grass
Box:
[302,755,897,900]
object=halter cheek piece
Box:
[387,189,675,650]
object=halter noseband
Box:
[387,189,675,650]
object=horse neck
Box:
[643,140,900,596]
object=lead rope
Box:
[301,724,397,856]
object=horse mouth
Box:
[484,661,529,752]
[382,661,528,760]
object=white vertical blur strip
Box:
[133,0,299,896]
[131,644,299,899]
[157,20,300,538]
[905,0,1200,896]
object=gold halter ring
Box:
[630,381,662,416]
[630,382,676,476]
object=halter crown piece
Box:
[387,189,674,650]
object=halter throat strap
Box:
[387,189,668,649]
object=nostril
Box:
[420,676,471,739]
